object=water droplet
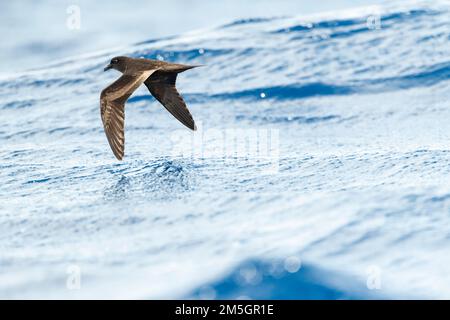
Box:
[238,264,261,285]
[156,54,164,61]
[260,92,266,98]
[284,256,302,273]
[198,48,205,54]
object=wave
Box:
[1,1,450,299]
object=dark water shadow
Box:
[188,259,385,300]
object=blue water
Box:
[1,0,450,299]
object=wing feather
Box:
[100,70,155,160]
[145,71,197,131]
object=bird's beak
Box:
[104,64,112,72]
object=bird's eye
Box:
[111,59,119,64]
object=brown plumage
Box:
[100,56,198,160]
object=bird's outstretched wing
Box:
[144,71,197,131]
[100,70,156,160]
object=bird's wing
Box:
[144,71,197,131]
[100,70,156,160]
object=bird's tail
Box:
[174,64,204,73]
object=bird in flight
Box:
[100,56,198,160]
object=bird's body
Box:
[100,56,198,160]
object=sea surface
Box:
[1,0,450,299]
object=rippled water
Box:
[1,1,450,299]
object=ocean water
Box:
[1,0,450,299]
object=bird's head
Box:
[104,56,128,73]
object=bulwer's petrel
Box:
[101,56,198,160]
